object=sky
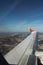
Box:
[0,0,43,32]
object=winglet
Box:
[29,28,35,33]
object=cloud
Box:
[29,12,43,18]
[0,20,28,32]
[13,21,28,32]
[0,19,43,32]
[28,20,43,32]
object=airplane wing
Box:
[0,28,38,65]
[3,31,37,65]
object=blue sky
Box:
[0,0,43,32]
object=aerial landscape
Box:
[0,32,30,55]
